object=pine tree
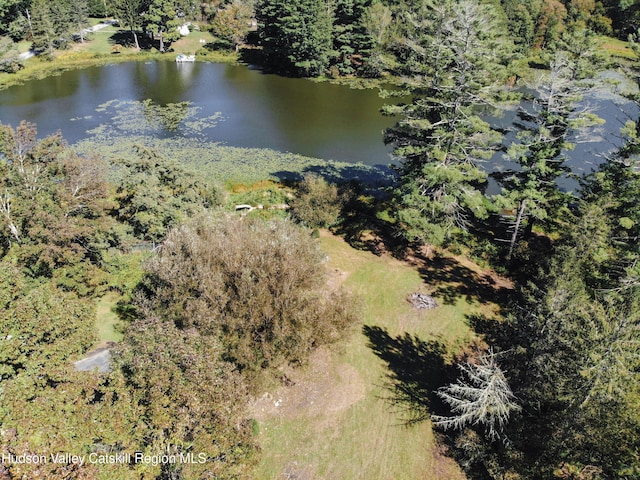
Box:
[109,0,147,50]
[332,0,373,75]
[256,0,333,76]
[70,0,90,43]
[384,0,511,245]
[495,49,602,260]
[29,0,58,54]
[432,352,520,441]
[506,250,640,477]
[143,0,181,52]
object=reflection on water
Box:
[0,61,636,174]
[0,61,397,167]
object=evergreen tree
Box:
[29,0,58,54]
[580,115,640,287]
[494,49,601,260]
[361,0,392,75]
[432,352,520,441]
[109,0,147,50]
[504,250,640,477]
[88,0,110,17]
[501,0,537,50]
[332,0,373,75]
[256,0,333,76]
[69,0,90,43]
[143,0,181,52]
[384,0,511,246]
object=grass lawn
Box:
[95,292,124,346]
[598,35,637,61]
[249,232,507,479]
[80,27,127,55]
[171,30,216,55]
[16,39,32,53]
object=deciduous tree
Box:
[111,145,222,242]
[139,214,356,373]
[109,317,256,479]
[109,0,147,50]
[0,121,111,292]
[209,0,252,51]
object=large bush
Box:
[139,214,356,372]
[289,174,346,228]
[112,146,224,242]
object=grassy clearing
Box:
[95,292,124,346]
[598,35,637,61]
[250,232,506,479]
[172,30,216,55]
[1,27,237,90]
[78,28,124,55]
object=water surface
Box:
[0,61,398,168]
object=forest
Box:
[1,0,640,479]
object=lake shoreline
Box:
[0,50,241,91]
[0,48,399,92]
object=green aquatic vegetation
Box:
[73,97,393,185]
[75,134,383,184]
[90,98,222,136]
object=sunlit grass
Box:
[250,232,501,479]
[77,28,124,55]
[598,35,637,61]
[15,39,32,53]
[95,292,123,345]
[172,30,216,55]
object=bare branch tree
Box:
[432,352,519,440]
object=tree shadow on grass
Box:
[363,325,456,424]
[271,164,405,256]
[404,249,513,308]
[108,31,155,50]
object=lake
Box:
[0,60,399,169]
[0,61,637,189]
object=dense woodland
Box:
[1,0,640,479]
[0,0,638,70]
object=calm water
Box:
[0,61,637,187]
[0,61,399,168]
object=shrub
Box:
[0,57,23,73]
[289,174,346,228]
[139,214,357,373]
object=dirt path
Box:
[73,345,113,373]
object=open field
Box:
[598,35,637,61]
[95,293,124,346]
[1,21,236,90]
[249,232,509,479]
